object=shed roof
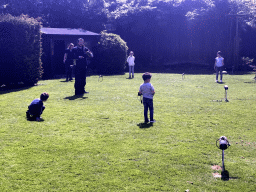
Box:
[41,27,100,36]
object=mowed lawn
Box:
[1,73,256,191]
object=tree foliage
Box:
[92,31,128,75]
[1,0,256,71]
[0,14,43,85]
[0,0,107,31]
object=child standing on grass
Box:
[127,51,135,79]
[214,51,224,83]
[138,72,155,123]
[26,92,49,121]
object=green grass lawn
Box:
[1,73,256,191]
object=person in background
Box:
[63,43,75,81]
[214,51,224,83]
[127,51,135,79]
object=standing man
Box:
[73,38,93,95]
[127,51,135,79]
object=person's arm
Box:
[63,53,67,63]
[138,86,142,95]
[222,58,224,66]
[151,85,155,95]
[86,49,93,58]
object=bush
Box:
[92,31,128,75]
[0,14,43,86]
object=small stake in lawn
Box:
[224,85,229,102]
[216,136,230,180]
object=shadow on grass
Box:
[137,122,154,129]
[60,80,73,83]
[0,84,34,95]
[64,95,88,100]
[220,170,240,181]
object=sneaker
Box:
[36,117,41,121]
[215,80,218,83]
[150,119,156,123]
[84,91,89,94]
[220,80,222,83]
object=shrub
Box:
[92,31,128,75]
[0,14,43,86]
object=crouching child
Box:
[138,72,155,123]
[26,92,49,121]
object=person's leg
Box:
[132,66,134,78]
[65,63,69,81]
[66,60,72,80]
[216,67,219,81]
[148,99,154,121]
[220,67,223,81]
[75,65,84,95]
[143,98,149,122]
[68,66,72,80]
[129,66,131,78]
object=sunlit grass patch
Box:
[0,73,256,191]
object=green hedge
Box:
[0,14,43,86]
[92,31,128,75]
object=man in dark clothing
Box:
[26,92,49,121]
[73,38,93,95]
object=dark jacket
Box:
[28,99,44,118]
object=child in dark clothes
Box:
[26,92,49,121]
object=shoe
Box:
[132,76,134,78]
[215,80,218,83]
[26,111,30,119]
[144,120,149,123]
[84,91,89,94]
[69,78,73,81]
[220,80,222,83]
[150,119,156,123]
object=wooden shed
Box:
[41,27,100,79]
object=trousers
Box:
[143,97,154,122]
